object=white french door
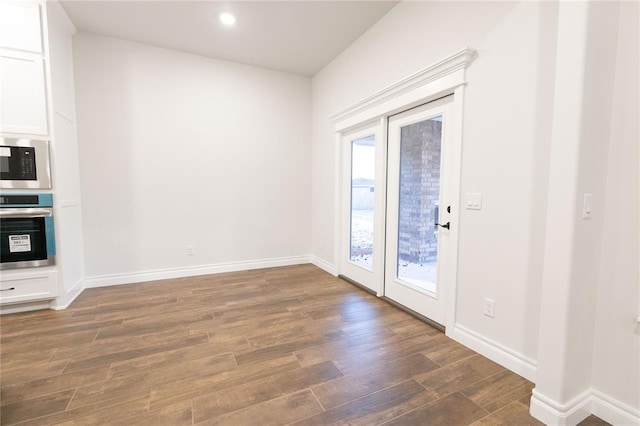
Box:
[384,97,456,326]
[339,96,459,328]
[339,122,385,293]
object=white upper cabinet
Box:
[0,1,43,53]
[0,50,48,135]
[0,1,48,135]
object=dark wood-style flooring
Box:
[0,264,608,425]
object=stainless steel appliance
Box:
[0,138,52,189]
[0,194,56,270]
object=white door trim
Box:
[332,48,476,334]
[331,48,476,133]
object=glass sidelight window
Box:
[349,135,375,270]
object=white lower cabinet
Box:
[0,270,58,305]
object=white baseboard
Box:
[51,279,85,310]
[84,255,313,288]
[530,389,592,426]
[0,300,53,315]
[591,390,640,426]
[450,324,537,382]
[311,256,337,276]
[530,388,640,426]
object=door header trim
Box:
[331,47,476,133]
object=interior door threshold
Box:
[338,274,445,333]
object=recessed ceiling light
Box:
[219,12,236,26]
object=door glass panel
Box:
[350,135,375,270]
[397,116,442,293]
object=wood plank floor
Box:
[0,264,605,425]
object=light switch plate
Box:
[466,193,482,210]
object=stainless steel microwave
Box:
[0,138,52,189]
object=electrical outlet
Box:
[187,245,195,256]
[483,298,495,318]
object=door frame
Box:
[332,48,475,334]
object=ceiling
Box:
[60,1,398,77]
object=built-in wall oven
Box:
[0,138,52,189]
[0,194,56,270]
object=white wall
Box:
[73,34,312,280]
[592,0,639,413]
[312,1,553,370]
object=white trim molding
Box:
[311,256,337,276]
[530,388,640,426]
[451,324,537,381]
[50,278,85,310]
[591,390,640,426]
[84,255,312,288]
[530,389,592,426]
[331,47,477,132]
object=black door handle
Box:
[436,222,450,230]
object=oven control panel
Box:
[0,193,52,208]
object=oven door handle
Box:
[0,208,53,218]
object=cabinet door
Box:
[0,1,42,53]
[0,271,58,305]
[0,51,48,135]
